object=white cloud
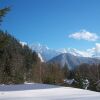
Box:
[86,43,100,57]
[69,30,99,41]
[95,43,100,53]
[87,43,100,53]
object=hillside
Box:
[0,31,41,84]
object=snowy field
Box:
[0,83,100,100]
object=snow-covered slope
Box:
[0,83,100,100]
[37,53,44,62]
[48,53,100,69]
[66,48,91,57]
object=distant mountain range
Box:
[30,43,100,69]
[31,43,100,61]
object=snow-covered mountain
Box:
[59,48,91,57]
[30,44,61,61]
[30,43,100,62]
[48,53,100,69]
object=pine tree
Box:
[0,6,10,48]
[62,63,69,79]
[0,7,10,25]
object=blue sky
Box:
[1,0,100,50]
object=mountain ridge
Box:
[48,53,100,69]
[31,43,100,62]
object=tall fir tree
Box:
[0,7,10,25]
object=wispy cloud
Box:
[69,30,99,41]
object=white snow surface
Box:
[0,83,100,100]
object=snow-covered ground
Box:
[0,83,100,100]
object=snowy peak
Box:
[20,41,27,46]
[58,48,67,53]
[31,43,100,61]
[31,44,60,61]
[31,43,49,53]
[66,48,91,57]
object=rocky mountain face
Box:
[48,53,100,69]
